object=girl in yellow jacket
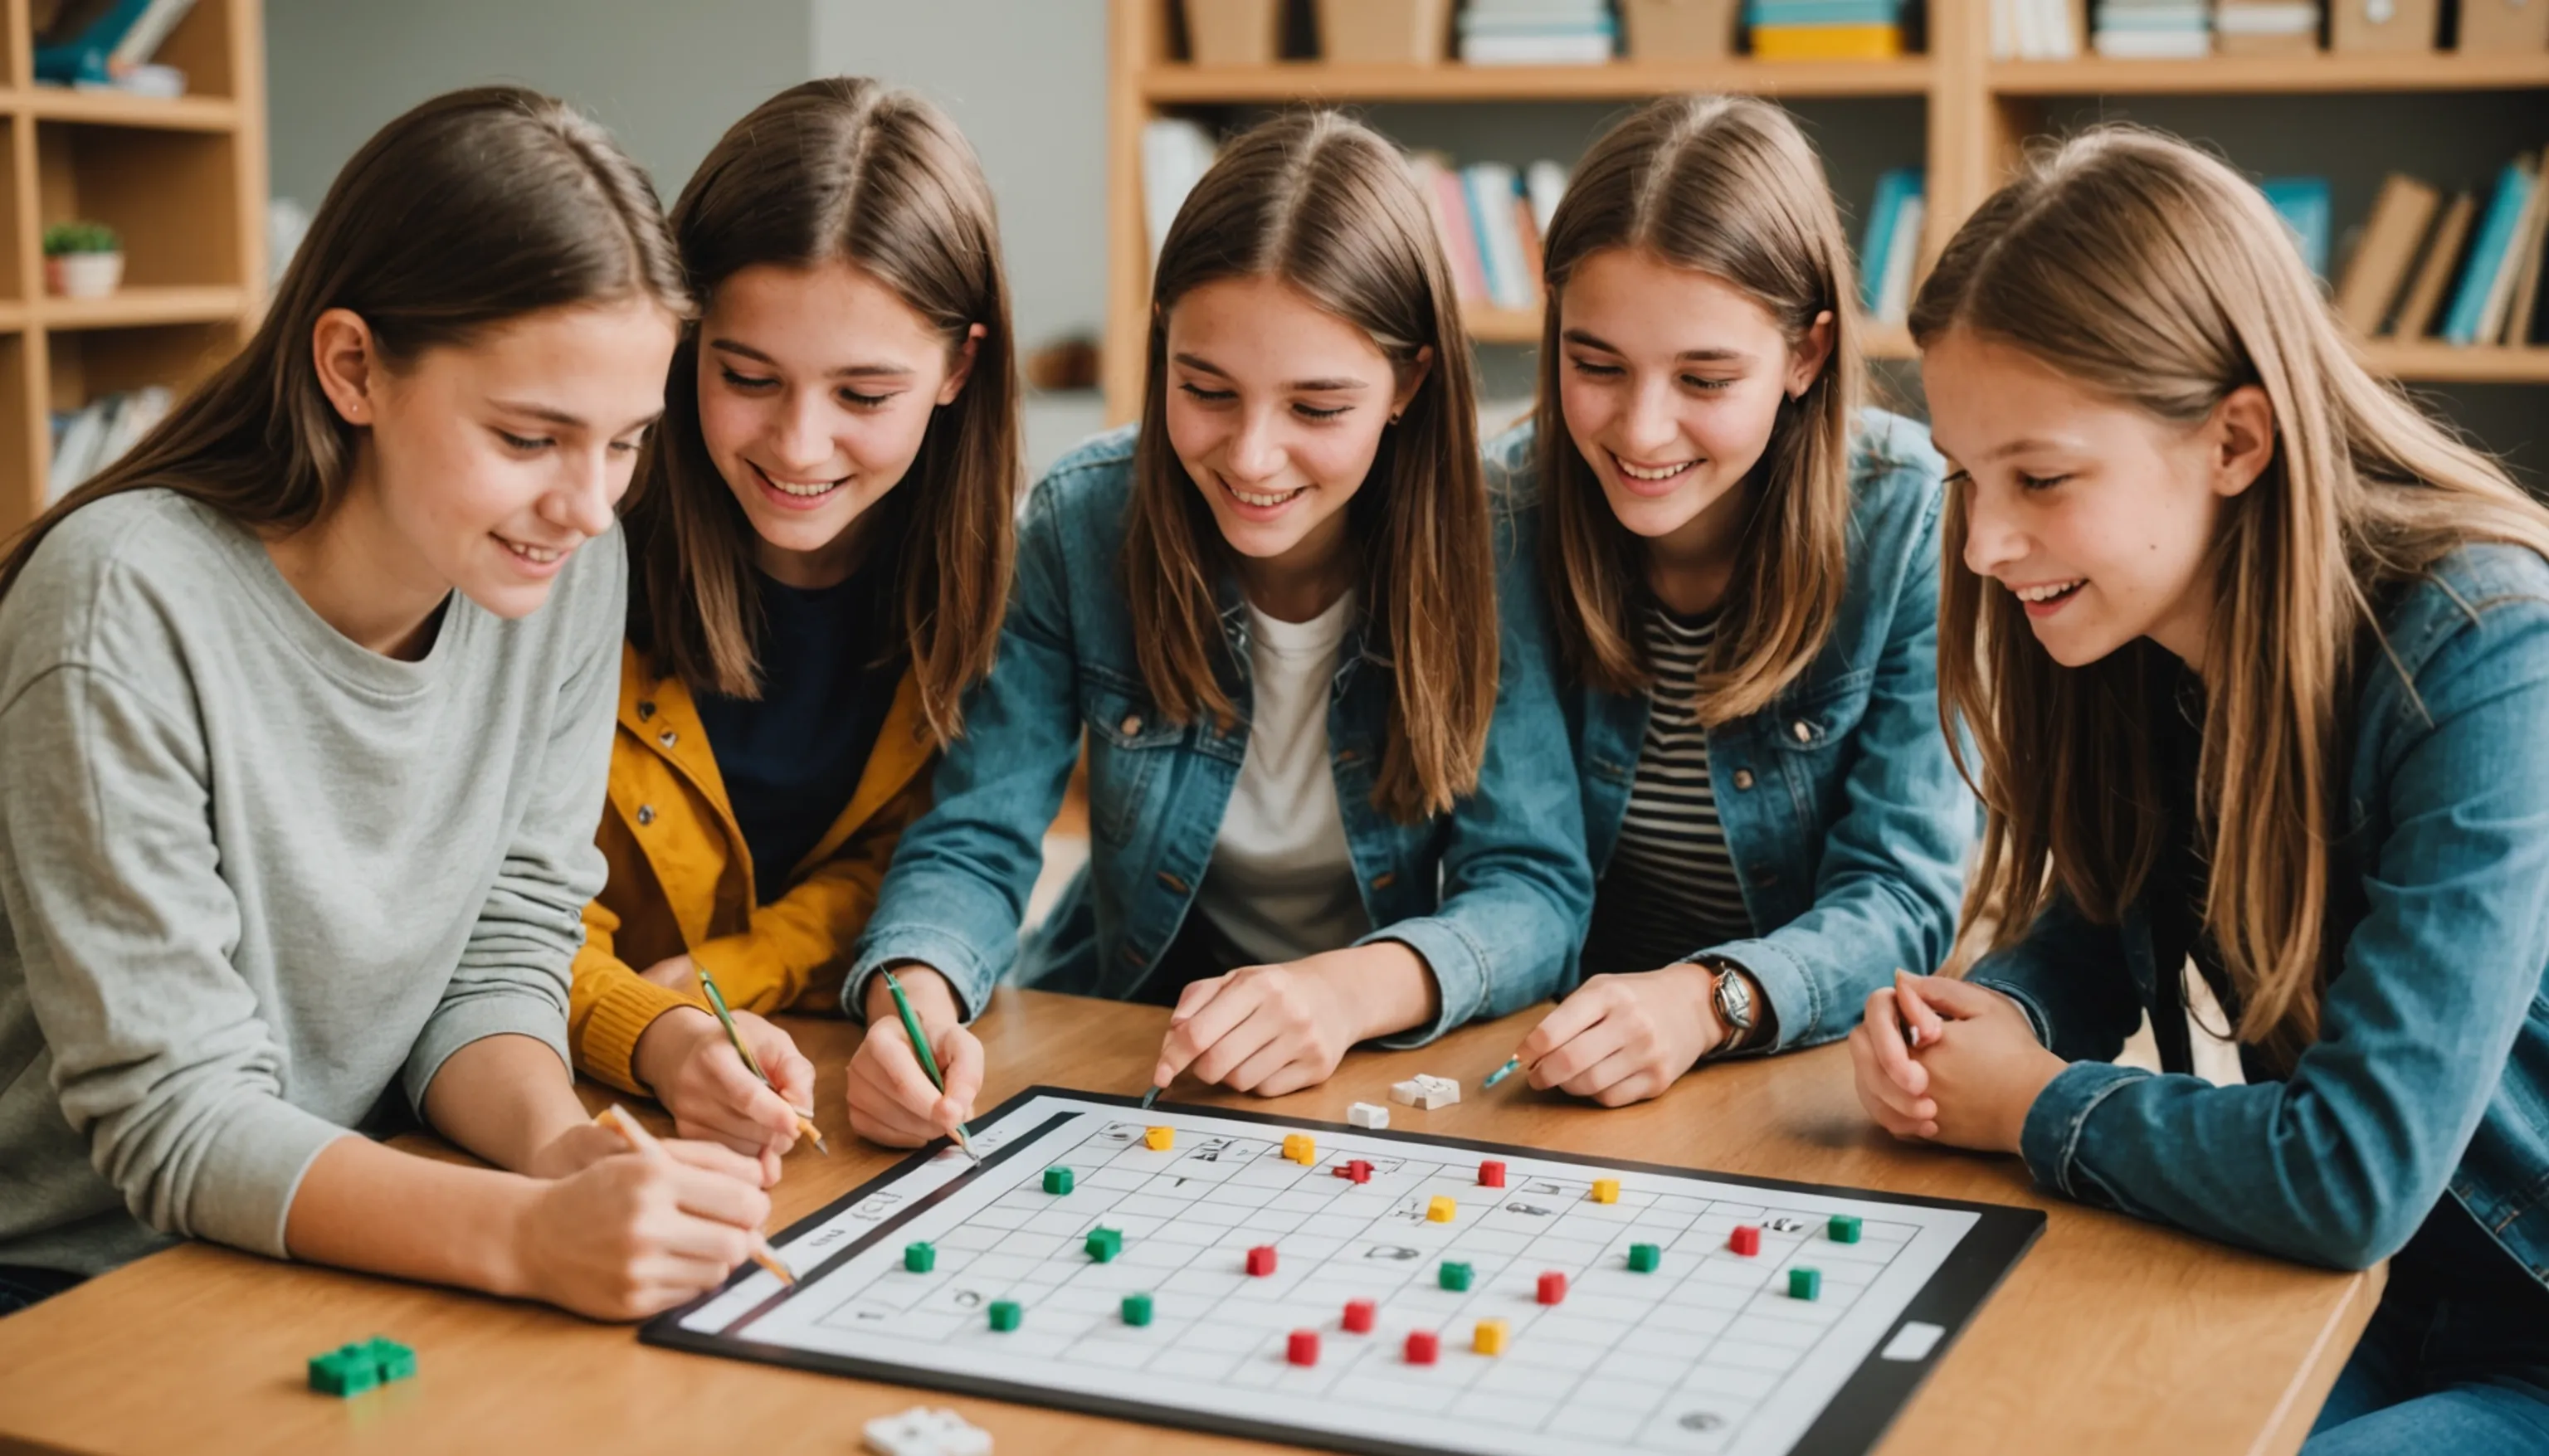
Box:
[567,80,1018,1174]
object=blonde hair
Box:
[1124,111,1494,821]
[1534,94,1862,723]
[1914,126,2549,1056]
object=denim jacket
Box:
[850,426,1594,1046]
[1971,543,2549,1288]
[1484,409,1971,1052]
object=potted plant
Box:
[44,221,124,299]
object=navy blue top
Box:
[693,565,901,903]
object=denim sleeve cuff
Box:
[1699,938,1821,1053]
[1358,918,1488,1049]
[1967,972,2057,1049]
[2018,1059,2149,1205]
[847,927,990,1026]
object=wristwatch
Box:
[1705,959,1759,1054]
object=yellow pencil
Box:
[695,964,830,1155]
[595,1104,795,1287]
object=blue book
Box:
[1462,166,1510,310]
[34,0,152,85]
[2443,161,2535,346]
[2259,177,2332,281]
[1747,0,1902,23]
[1859,168,1919,314]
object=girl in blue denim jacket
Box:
[841,113,1592,1146]
[1490,95,1970,1107]
[1853,128,2549,1453]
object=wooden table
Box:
[0,989,2379,1456]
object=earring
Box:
[1388,411,1403,425]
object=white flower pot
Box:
[46,251,124,299]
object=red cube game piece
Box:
[1246,1244,1278,1276]
[1537,1270,1567,1305]
[1729,1225,1762,1257]
[1343,1298,1377,1333]
[1405,1329,1440,1365]
[1288,1329,1320,1366]
[1478,1160,1506,1187]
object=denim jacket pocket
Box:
[1080,668,1183,848]
[1764,668,1874,756]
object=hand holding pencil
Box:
[846,964,984,1150]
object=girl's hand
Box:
[1850,969,1947,1139]
[1153,954,1365,1098]
[509,1142,772,1322]
[631,1006,810,1184]
[636,953,696,991]
[1850,971,2064,1154]
[1514,964,1723,1107]
[846,967,982,1147]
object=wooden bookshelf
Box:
[1104,0,2549,421]
[0,0,266,533]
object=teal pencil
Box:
[882,970,979,1161]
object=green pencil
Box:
[694,963,829,1155]
[882,969,979,1161]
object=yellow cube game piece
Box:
[1144,1126,1174,1152]
[1591,1178,1620,1205]
[1283,1133,1316,1165]
[1473,1318,1508,1356]
[1426,1195,1456,1223]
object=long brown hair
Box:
[1917,126,2549,1054]
[0,85,687,601]
[624,79,1018,745]
[1124,111,1492,821]
[1535,94,1861,723]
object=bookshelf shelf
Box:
[1991,52,2549,96]
[2361,341,2549,386]
[1,0,265,524]
[1141,57,1935,104]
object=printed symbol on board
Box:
[1527,1181,1567,1195]
[1679,1411,1727,1432]
[848,1304,890,1322]
[1363,1245,1422,1261]
[1192,1137,1233,1162]
[1507,1203,1554,1218]
[1766,1216,1811,1233]
[1099,1122,1140,1142]
[953,1289,983,1309]
[852,1192,904,1220]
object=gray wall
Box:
[265,0,810,219]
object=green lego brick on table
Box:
[1438,1260,1474,1292]
[363,1336,417,1383]
[988,1300,1022,1331]
[1627,1243,1661,1273]
[904,1241,936,1273]
[1122,1292,1154,1327]
[1043,1166,1074,1195]
[1085,1226,1123,1262]
[1828,1214,1862,1244]
[1789,1267,1822,1301]
[305,1346,378,1398]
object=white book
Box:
[2045,0,2083,57]
[1141,119,1217,269]
[1460,33,1616,62]
[48,398,115,502]
[2479,162,2546,346]
[1991,0,2017,59]
[1876,197,1925,325]
[1525,160,1568,239]
[94,385,170,474]
[111,0,198,67]
[2092,28,2212,56]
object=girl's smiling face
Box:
[1162,274,1429,582]
[1555,247,1829,556]
[1922,326,2274,669]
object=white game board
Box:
[647,1089,2040,1456]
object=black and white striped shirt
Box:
[1582,604,1753,975]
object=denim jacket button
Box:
[1733,769,1755,790]
[636,805,656,826]
[1336,748,1357,766]
[1371,871,1396,890]
[1120,714,1143,737]
[1791,720,1813,743]
[1157,871,1188,894]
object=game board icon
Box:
[1767,1215,1811,1233]
[1679,1410,1728,1432]
[1099,1122,1141,1142]
[1362,1244,1422,1261]
[852,1192,904,1221]
[1505,1202,1554,1218]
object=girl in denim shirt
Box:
[843,113,1591,1145]
[1853,129,2549,1452]
[1491,95,1970,1106]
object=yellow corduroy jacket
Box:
[568,640,934,1093]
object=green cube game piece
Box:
[988,1300,1021,1332]
[1829,1214,1863,1244]
[904,1240,936,1273]
[1789,1267,1822,1301]
[363,1336,417,1384]
[1439,1260,1474,1292]
[1085,1226,1123,1262]
[1627,1243,1661,1273]
[306,1345,378,1398]
[1122,1292,1154,1327]
[1043,1166,1074,1195]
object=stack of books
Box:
[1991,0,2087,59]
[1411,154,1570,314]
[1859,168,1927,325]
[1747,0,1908,61]
[2092,0,2212,57]
[35,0,197,90]
[1457,0,1619,63]
[48,387,172,503]
[2213,1,2320,55]
[2331,159,2549,348]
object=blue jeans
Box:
[0,1264,84,1317]
[2305,1282,2549,1454]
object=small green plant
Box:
[42,220,119,257]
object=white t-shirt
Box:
[1192,591,1372,967]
